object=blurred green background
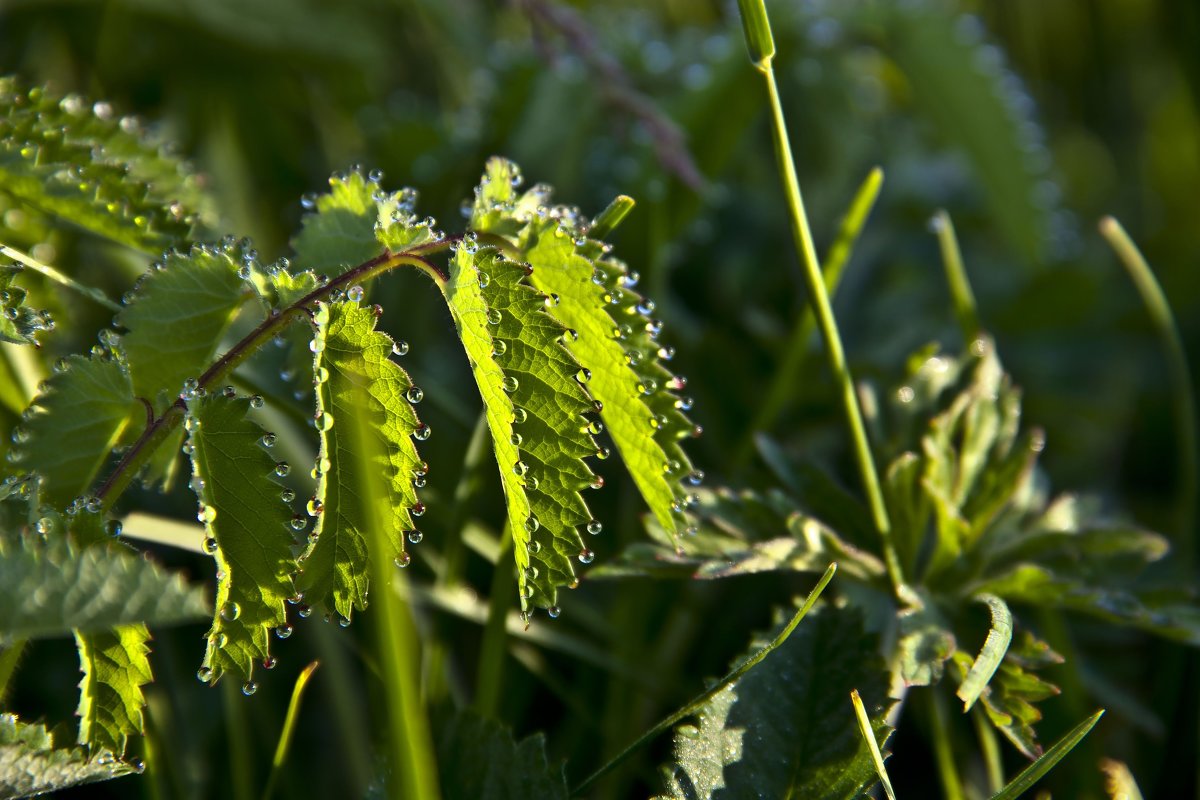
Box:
[1,0,1198,797]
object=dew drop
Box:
[486,309,502,325]
[491,340,507,357]
[586,519,603,535]
[281,488,296,503]
[596,446,611,460]
[297,605,312,618]
[347,285,364,303]
[197,505,217,524]
[406,386,424,404]
[105,519,122,537]
[407,529,423,544]
[578,548,595,564]
[242,681,257,696]
[548,605,562,619]
[413,423,432,441]
[290,515,308,532]
[686,470,705,486]
[544,293,560,308]
[275,462,291,477]
[412,501,426,517]
[513,461,529,477]
[221,602,241,621]
[510,432,523,446]
[275,624,293,639]
[394,552,412,568]
[525,515,540,533]
[477,272,490,289]
[676,397,695,412]
[575,368,591,384]
[589,475,605,490]
[260,433,276,448]
[502,376,519,393]
[196,667,213,683]
[262,656,277,670]
[512,407,528,424]
[202,536,219,554]
[392,340,409,356]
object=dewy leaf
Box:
[0,265,52,346]
[592,487,884,583]
[0,713,139,798]
[469,158,700,545]
[0,78,199,253]
[10,355,134,507]
[434,709,568,800]
[118,242,249,411]
[291,168,434,274]
[299,300,424,621]
[957,594,1013,711]
[0,538,208,640]
[74,625,152,756]
[186,394,298,685]
[442,245,597,610]
[658,606,893,800]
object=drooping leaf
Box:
[291,169,434,275]
[9,355,134,506]
[74,625,152,756]
[117,242,249,411]
[470,157,700,544]
[658,606,893,800]
[0,77,200,253]
[434,709,567,800]
[299,300,424,620]
[592,487,884,582]
[957,594,1013,711]
[0,265,52,346]
[441,245,597,610]
[0,537,208,640]
[0,713,138,798]
[186,394,298,685]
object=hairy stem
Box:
[94,241,451,510]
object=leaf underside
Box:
[0,713,138,799]
[299,300,424,620]
[74,625,152,755]
[187,394,298,685]
[658,605,894,800]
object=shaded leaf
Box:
[9,355,134,507]
[434,709,567,800]
[895,594,956,687]
[0,713,138,799]
[299,300,423,620]
[0,265,51,346]
[658,606,893,799]
[186,394,298,684]
[441,245,596,610]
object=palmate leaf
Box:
[0,265,52,346]
[591,487,885,582]
[0,713,138,798]
[657,606,893,800]
[0,77,201,253]
[442,245,597,610]
[434,709,567,800]
[8,355,134,507]
[0,537,207,640]
[117,242,249,411]
[75,625,152,755]
[469,158,700,544]
[186,394,298,685]
[298,300,424,620]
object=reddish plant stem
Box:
[94,242,450,509]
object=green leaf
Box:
[441,245,597,610]
[0,78,200,253]
[954,636,1061,759]
[434,709,567,800]
[0,265,52,346]
[658,606,893,800]
[989,710,1104,800]
[957,594,1013,711]
[9,355,134,507]
[0,713,138,798]
[74,625,152,755]
[186,394,298,685]
[470,157,699,544]
[298,300,424,620]
[291,169,434,274]
[593,487,884,582]
[117,243,249,411]
[895,593,956,687]
[0,537,208,640]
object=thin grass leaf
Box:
[988,710,1103,800]
[851,689,897,800]
[957,594,1013,711]
[261,661,320,800]
[186,394,298,685]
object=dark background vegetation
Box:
[1,0,1198,797]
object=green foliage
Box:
[0,77,200,253]
[0,265,51,346]
[74,625,152,755]
[0,713,138,798]
[434,710,567,800]
[657,606,892,800]
[187,394,297,686]
[300,300,424,620]
[442,244,596,610]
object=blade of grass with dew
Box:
[574,563,837,796]
[1099,216,1197,558]
[261,661,320,800]
[735,167,884,471]
[733,0,902,592]
[931,210,981,342]
[988,710,1104,800]
[851,689,897,800]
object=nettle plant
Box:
[0,78,710,792]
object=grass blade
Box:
[261,661,320,800]
[989,710,1104,800]
[930,210,981,342]
[851,688,897,800]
